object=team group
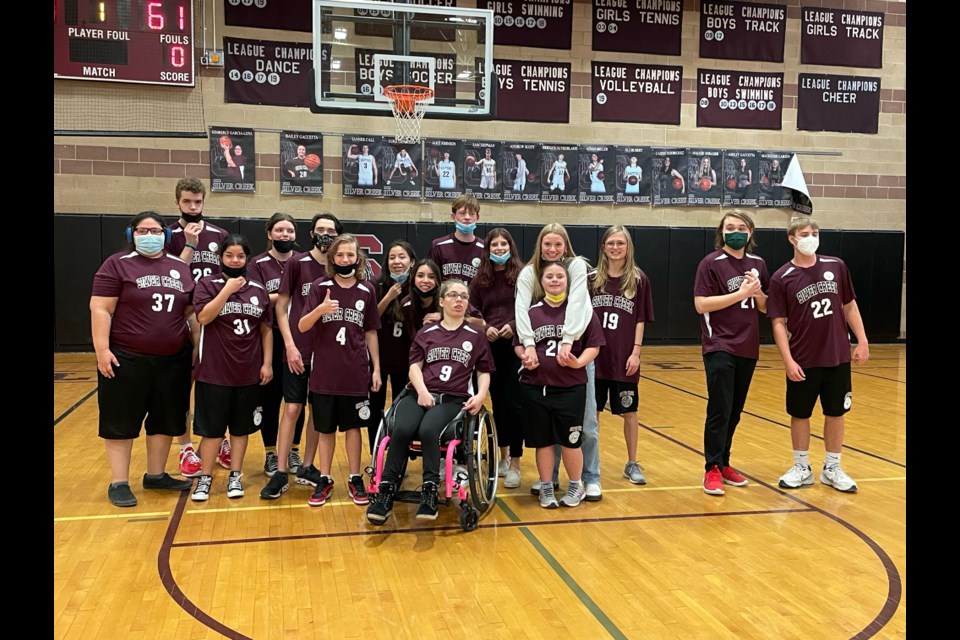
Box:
[90,176,868,520]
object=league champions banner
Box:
[223,0,312,32]
[463,140,503,202]
[502,142,541,202]
[342,135,383,199]
[280,131,324,197]
[697,69,783,130]
[615,146,653,205]
[592,0,683,56]
[480,0,573,50]
[538,143,579,204]
[381,139,424,200]
[686,148,723,206]
[578,145,616,204]
[797,74,881,135]
[423,139,464,201]
[757,150,792,208]
[651,147,688,207]
[355,49,456,101]
[699,1,786,62]
[592,62,683,125]
[801,8,884,69]
[355,0,458,40]
[494,59,571,123]
[209,127,255,193]
[224,37,313,108]
[722,149,759,207]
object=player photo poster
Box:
[224,37,313,108]
[210,127,255,193]
[615,146,653,205]
[697,69,784,130]
[480,0,574,50]
[801,8,884,69]
[592,0,684,56]
[502,143,541,203]
[494,59,571,123]
[463,141,502,202]
[757,150,793,208]
[539,143,579,204]
[343,135,383,198]
[797,74,881,135]
[381,140,423,200]
[578,145,616,204]
[687,149,723,206]
[592,62,683,125]
[651,147,689,207]
[699,1,787,62]
[722,149,759,207]
[280,131,323,197]
[423,140,463,201]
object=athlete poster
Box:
[801,8,884,69]
[279,131,323,197]
[699,1,786,62]
[480,0,573,50]
[592,0,683,56]
[797,74,881,135]
[423,139,463,201]
[578,145,615,204]
[494,59,571,123]
[381,140,423,200]
[721,149,759,207]
[224,0,311,32]
[463,140,502,202]
[757,150,792,208]
[224,37,312,108]
[502,142,541,203]
[592,62,683,125]
[539,143,579,204]
[209,127,255,193]
[651,147,688,207]
[697,69,783,130]
[615,146,653,205]
[343,135,383,198]
[686,149,723,206]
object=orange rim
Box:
[384,84,434,115]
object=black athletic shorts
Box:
[520,383,586,449]
[786,362,852,418]
[595,379,639,415]
[193,380,263,438]
[311,393,374,434]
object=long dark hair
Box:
[473,227,524,288]
[376,240,416,324]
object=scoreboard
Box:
[54,0,194,86]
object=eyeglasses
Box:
[443,292,469,301]
[133,227,165,236]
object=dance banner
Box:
[592,0,683,56]
[342,135,384,199]
[494,59,571,123]
[578,145,616,204]
[480,0,573,50]
[721,150,759,207]
[699,1,786,62]
[651,147,688,207]
[697,69,783,130]
[463,141,503,202]
[757,150,792,208]
[801,7,884,69]
[280,131,323,197]
[592,62,682,125]
[224,37,313,108]
[538,144,579,204]
[423,140,464,201]
[615,146,653,205]
[686,148,723,206]
[502,142,541,202]
[797,73,881,134]
[209,127,255,193]
[224,0,311,32]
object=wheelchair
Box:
[366,388,498,531]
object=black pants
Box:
[368,368,410,452]
[259,326,304,448]
[489,338,525,458]
[702,351,757,471]
[383,394,464,485]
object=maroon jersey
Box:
[590,271,655,383]
[249,250,301,329]
[194,275,273,386]
[91,251,194,356]
[168,220,229,282]
[767,255,856,368]
[694,249,769,360]
[428,234,485,284]
[278,252,327,362]
[400,294,436,337]
[515,301,606,388]
[470,269,517,336]
[305,278,381,395]
[409,322,495,397]
[376,281,413,374]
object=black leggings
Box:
[382,394,464,485]
[260,326,304,448]
[368,368,410,452]
[702,351,757,471]
[488,339,524,458]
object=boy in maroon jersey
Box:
[428,194,485,284]
[768,218,869,493]
[694,211,769,496]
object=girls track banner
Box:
[592,0,683,56]
[697,69,783,130]
[797,74,881,134]
[279,131,324,197]
[651,147,689,207]
[592,62,683,125]
[480,0,573,50]
[224,37,313,108]
[699,1,786,62]
[493,59,571,123]
[223,0,311,32]
[539,143,580,204]
[423,140,464,201]
[209,127,255,193]
[801,7,884,69]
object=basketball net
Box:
[384,85,433,144]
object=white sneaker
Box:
[504,468,521,489]
[559,482,586,508]
[778,463,814,489]
[584,482,603,502]
[539,484,558,509]
[821,465,858,493]
[497,459,510,478]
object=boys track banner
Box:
[699,1,786,62]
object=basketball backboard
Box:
[311,0,496,119]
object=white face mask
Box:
[796,235,819,256]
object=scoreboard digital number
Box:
[54,0,194,87]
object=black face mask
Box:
[414,285,437,299]
[312,233,335,251]
[222,265,247,279]
[181,212,203,225]
[272,239,296,253]
[332,262,359,277]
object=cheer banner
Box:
[224,0,311,32]
[797,73,881,134]
[801,8,884,69]
[224,37,313,108]
[279,131,323,197]
[699,1,786,62]
[592,62,682,125]
[592,0,683,56]
[494,59,571,123]
[697,69,783,130]
[480,0,573,50]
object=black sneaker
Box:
[107,483,137,507]
[260,471,289,499]
[416,482,439,520]
[307,476,334,507]
[347,475,369,505]
[295,464,322,487]
[143,472,193,491]
[366,481,396,525]
[264,451,279,477]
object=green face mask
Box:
[724,231,749,250]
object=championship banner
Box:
[502,142,541,202]
[721,149,759,207]
[781,153,813,215]
[797,73,881,135]
[355,49,456,101]
[651,147,688,207]
[686,148,723,206]
[224,37,313,108]
[699,1,786,62]
[342,135,383,199]
[280,131,323,197]
[592,62,682,125]
[463,140,503,201]
[209,127,255,193]
[615,146,653,205]
[381,140,424,200]
[592,0,683,56]
[423,140,464,201]
[479,0,573,50]
[757,150,792,208]
[494,59,571,123]
[801,7,884,69]
[224,0,312,32]
[355,0,458,41]
[578,145,616,204]
[538,143,579,204]
[697,69,783,130]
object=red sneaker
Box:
[307,477,334,507]
[179,445,202,478]
[217,438,232,470]
[721,466,749,487]
[703,466,725,496]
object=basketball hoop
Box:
[384,85,434,143]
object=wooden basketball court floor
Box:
[54,344,906,639]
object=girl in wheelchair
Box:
[366,279,494,524]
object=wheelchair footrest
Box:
[394,490,452,506]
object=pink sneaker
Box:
[179,445,202,478]
[217,438,232,469]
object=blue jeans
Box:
[551,361,600,484]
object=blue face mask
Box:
[389,271,409,284]
[134,234,165,256]
[455,221,477,234]
[489,251,511,265]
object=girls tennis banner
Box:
[592,0,683,56]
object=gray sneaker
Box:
[539,484,559,509]
[264,451,279,477]
[559,482,586,508]
[530,480,560,496]
[226,471,244,499]
[287,448,303,474]
[623,462,647,485]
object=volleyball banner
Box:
[592,62,683,125]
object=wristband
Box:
[185,242,198,250]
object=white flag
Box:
[782,153,813,215]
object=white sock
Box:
[793,450,810,468]
[180,442,195,452]
[824,451,841,469]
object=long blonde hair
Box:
[593,225,640,299]
[527,223,578,302]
